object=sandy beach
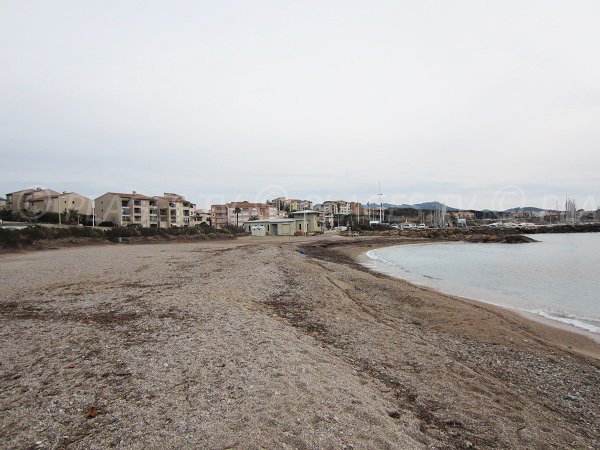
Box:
[1,236,599,448]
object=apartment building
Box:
[268,197,313,212]
[210,204,229,228]
[191,209,211,227]
[28,191,93,216]
[95,192,157,227]
[321,200,349,215]
[350,202,363,217]
[5,187,92,216]
[0,197,6,211]
[153,193,195,227]
[319,200,363,228]
[211,201,281,228]
[6,188,57,213]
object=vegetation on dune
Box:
[0,224,244,250]
[0,209,90,225]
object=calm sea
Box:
[364,233,600,335]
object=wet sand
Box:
[1,236,598,448]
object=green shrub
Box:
[0,229,31,248]
[0,223,235,250]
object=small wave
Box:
[530,310,600,334]
[422,274,442,280]
[365,250,600,336]
[365,249,394,265]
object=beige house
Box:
[288,210,322,233]
[28,191,92,216]
[245,210,321,236]
[95,192,157,227]
[6,188,57,213]
[191,209,211,227]
[5,187,92,216]
[153,193,195,227]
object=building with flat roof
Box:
[245,210,321,236]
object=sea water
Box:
[364,233,600,335]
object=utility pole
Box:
[57,195,62,226]
[304,210,307,236]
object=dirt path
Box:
[1,237,598,448]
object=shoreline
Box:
[359,241,600,345]
[303,236,600,360]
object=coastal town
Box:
[1,189,599,449]
[2,187,599,235]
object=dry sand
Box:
[0,236,598,448]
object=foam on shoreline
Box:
[363,245,600,342]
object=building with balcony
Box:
[5,187,92,216]
[28,191,93,216]
[211,201,282,228]
[210,204,229,228]
[95,192,155,227]
[191,209,211,227]
[6,188,58,213]
[319,200,363,228]
[267,197,313,212]
[153,193,196,227]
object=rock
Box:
[86,406,98,418]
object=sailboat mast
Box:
[378,181,383,223]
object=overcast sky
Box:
[1,1,599,210]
